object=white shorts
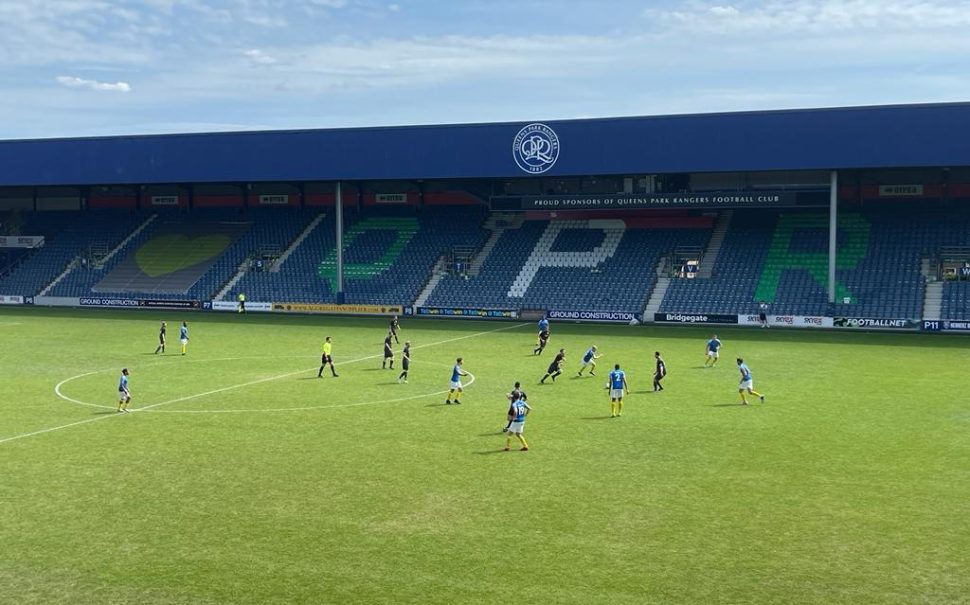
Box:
[739,379,754,391]
[180,338,188,345]
[507,421,525,434]
[610,388,624,399]
[118,391,128,401]
[707,350,719,358]
[450,380,463,390]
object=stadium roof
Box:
[2,102,970,187]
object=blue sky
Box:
[1,0,968,139]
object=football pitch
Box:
[1,307,967,605]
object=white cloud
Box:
[646,0,970,33]
[708,5,739,17]
[56,76,132,93]
[388,3,401,11]
[244,49,277,65]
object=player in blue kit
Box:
[179,322,189,355]
[608,363,629,417]
[445,357,468,405]
[537,317,549,340]
[737,357,765,405]
[117,368,131,413]
[704,334,722,367]
[504,396,532,451]
[533,317,550,354]
[576,345,602,376]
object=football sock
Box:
[617,400,623,415]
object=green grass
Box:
[1,307,968,605]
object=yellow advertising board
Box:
[272,302,402,316]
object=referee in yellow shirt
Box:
[317,336,338,378]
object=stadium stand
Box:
[0,211,144,296]
[48,209,317,300]
[660,205,970,320]
[227,206,489,305]
[942,282,970,320]
[2,202,968,323]
[425,218,712,313]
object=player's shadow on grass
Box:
[474,449,509,455]
[92,410,119,415]
[709,403,749,407]
[581,416,613,420]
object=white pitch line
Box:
[0,415,117,446]
[146,369,477,413]
[4,321,527,446]
[55,370,115,409]
[137,321,525,412]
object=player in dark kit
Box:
[389,315,400,344]
[503,381,528,432]
[397,341,411,383]
[653,351,667,392]
[153,321,167,354]
[540,348,565,383]
[533,329,550,355]
[382,333,395,369]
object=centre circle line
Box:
[52,322,526,415]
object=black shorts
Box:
[759,313,767,320]
[547,363,560,374]
[321,354,332,364]
[384,350,394,358]
[402,359,410,370]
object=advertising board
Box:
[79,297,201,309]
[654,313,738,324]
[547,310,636,323]
[738,314,834,328]
[833,317,917,329]
[272,302,403,315]
[210,300,273,312]
[415,307,517,319]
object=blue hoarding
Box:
[2,103,970,186]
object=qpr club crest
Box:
[512,123,560,174]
